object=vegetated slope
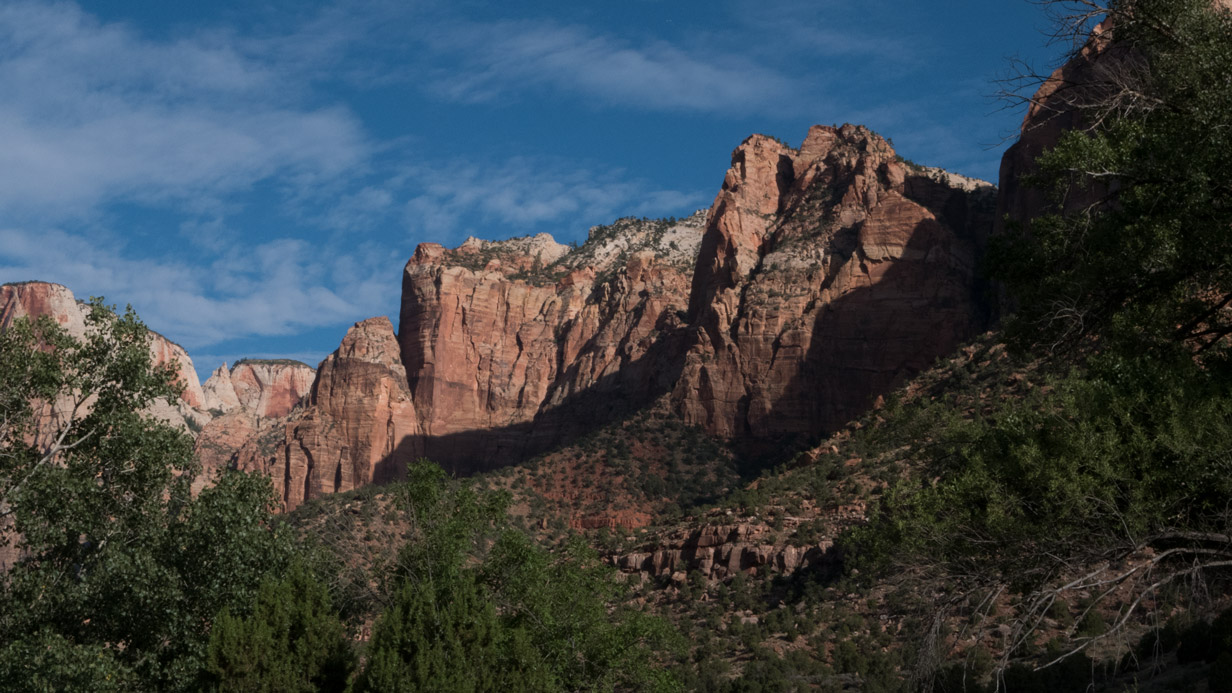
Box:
[641,2,1232,689]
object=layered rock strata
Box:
[611,501,864,584]
[210,318,422,510]
[674,125,996,439]
[398,214,705,473]
[379,126,995,472]
[201,360,315,419]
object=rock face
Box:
[994,20,1120,238]
[222,318,422,510]
[398,214,705,472]
[611,502,864,584]
[200,360,315,419]
[201,364,242,413]
[674,125,996,438]
[1,281,210,430]
[385,126,994,472]
[9,124,999,512]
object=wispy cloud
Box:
[417,19,801,115]
[400,156,707,243]
[0,225,399,351]
[0,1,368,220]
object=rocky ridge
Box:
[201,359,315,419]
[675,124,996,440]
[194,125,997,509]
[397,213,706,473]
[5,125,1000,514]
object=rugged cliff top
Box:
[408,210,707,287]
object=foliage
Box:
[839,0,1232,681]
[203,560,353,692]
[351,460,681,692]
[0,302,290,692]
[991,0,1232,362]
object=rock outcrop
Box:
[201,364,243,413]
[611,501,864,584]
[218,317,422,510]
[382,126,995,472]
[398,214,705,472]
[200,360,315,419]
[6,123,1000,514]
[674,125,996,439]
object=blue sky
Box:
[0,0,1068,371]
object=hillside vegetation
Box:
[1,1,1230,691]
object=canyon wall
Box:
[5,123,1002,509]
[675,125,995,439]
[390,125,994,475]
[398,214,704,473]
[196,319,417,509]
[201,359,315,419]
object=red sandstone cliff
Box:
[398,214,705,472]
[676,125,995,439]
[201,359,315,419]
[6,123,1002,514]
[208,318,422,510]
[382,126,994,470]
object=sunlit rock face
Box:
[42,123,997,508]
[674,124,996,439]
[389,125,994,471]
[397,214,704,473]
[201,360,315,419]
[210,318,422,510]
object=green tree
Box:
[0,301,290,692]
[352,460,680,692]
[847,0,1232,680]
[204,561,354,692]
[991,0,1232,363]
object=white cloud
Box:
[0,226,398,352]
[0,1,369,220]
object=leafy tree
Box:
[353,460,680,692]
[992,0,1232,362]
[203,561,354,692]
[0,301,290,692]
[846,0,1232,681]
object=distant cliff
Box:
[4,122,1002,511]
[221,124,997,509]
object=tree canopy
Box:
[847,0,1232,684]
[0,301,291,692]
